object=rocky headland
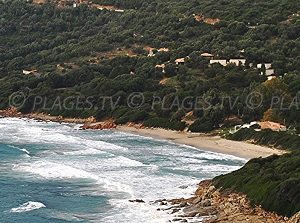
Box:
[0,107,117,130]
[154,180,300,223]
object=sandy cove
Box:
[0,108,284,159]
[117,126,285,159]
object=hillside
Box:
[1,0,300,218]
[0,0,299,130]
[214,151,300,217]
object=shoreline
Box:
[117,126,285,159]
[0,109,285,159]
[0,111,295,222]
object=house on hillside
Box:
[230,121,258,134]
[265,69,275,76]
[259,121,286,131]
[210,59,227,66]
[23,69,41,77]
[229,59,246,66]
[158,48,169,52]
[114,9,125,13]
[267,75,276,81]
[155,64,166,73]
[257,63,274,76]
[201,52,214,59]
[175,58,185,65]
[257,63,272,69]
[148,50,155,57]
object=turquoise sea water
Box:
[0,118,246,222]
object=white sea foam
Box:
[13,161,97,180]
[10,201,46,213]
[62,148,107,155]
[13,160,135,197]
[2,118,246,223]
[8,145,30,155]
[106,156,146,167]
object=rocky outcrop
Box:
[0,107,21,117]
[127,122,145,129]
[156,180,298,223]
[80,120,117,130]
[289,212,300,223]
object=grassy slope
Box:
[215,128,300,217]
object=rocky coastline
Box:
[2,107,297,222]
[151,180,300,223]
[0,107,117,130]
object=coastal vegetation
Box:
[227,128,300,151]
[0,0,300,219]
[214,151,300,217]
[0,0,299,132]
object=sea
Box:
[0,118,246,222]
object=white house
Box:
[229,59,246,66]
[230,121,258,134]
[201,52,214,58]
[158,48,169,52]
[23,69,40,77]
[210,59,227,66]
[265,69,275,76]
[265,63,272,69]
[175,58,185,65]
[257,63,272,69]
[114,9,125,13]
[155,64,166,73]
[267,75,276,81]
[147,50,155,57]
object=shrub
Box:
[188,118,214,132]
[144,117,186,131]
[214,152,300,217]
[227,128,300,151]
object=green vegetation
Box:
[227,128,300,151]
[144,117,186,131]
[0,0,299,218]
[214,152,300,217]
[0,0,299,131]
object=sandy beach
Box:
[0,108,285,159]
[117,126,285,159]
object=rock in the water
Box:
[129,199,145,203]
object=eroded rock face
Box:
[288,212,300,223]
[80,121,117,130]
[0,107,20,117]
[157,180,298,223]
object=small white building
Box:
[147,50,155,57]
[257,63,272,69]
[210,59,227,66]
[175,58,185,65]
[267,75,276,81]
[114,9,125,13]
[201,52,214,58]
[230,121,258,134]
[158,48,169,52]
[23,69,40,77]
[229,59,246,66]
[155,64,166,73]
[265,69,275,76]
